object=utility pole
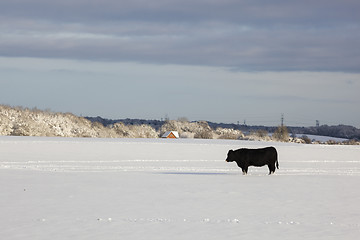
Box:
[281,113,284,127]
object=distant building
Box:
[161,131,179,139]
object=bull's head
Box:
[226,150,235,162]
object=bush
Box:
[194,130,213,139]
[179,132,195,138]
[273,125,289,142]
[11,123,30,136]
[255,129,268,138]
[343,139,360,145]
[216,127,243,139]
[301,135,312,144]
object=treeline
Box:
[0,105,243,139]
[0,105,159,138]
[88,116,360,141]
[1,105,359,144]
[293,125,360,140]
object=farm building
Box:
[161,131,179,139]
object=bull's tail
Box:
[273,147,279,169]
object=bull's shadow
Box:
[158,172,233,176]
[157,171,273,176]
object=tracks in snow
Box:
[2,159,360,176]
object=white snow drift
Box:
[0,136,359,240]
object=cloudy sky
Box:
[1,0,359,127]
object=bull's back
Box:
[264,146,277,158]
[247,147,277,165]
[261,146,277,160]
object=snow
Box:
[1,136,360,240]
[294,134,349,143]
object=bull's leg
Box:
[242,166,248,175]
[268,164,275,175]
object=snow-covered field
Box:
[1,136,359,240]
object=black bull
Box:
[226,147,279,175]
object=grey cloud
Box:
[1,0,359,72]
[2,0,359,24]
